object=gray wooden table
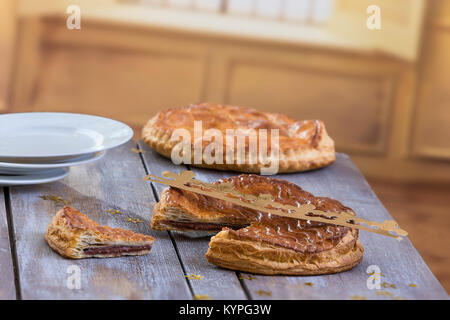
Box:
[0,141,447,300]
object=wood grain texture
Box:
[0,188,16,299]
[138,141,248,300]
[12,14,450,182]
[0,0,16,111]
[10,17,42,111]
[412,25,450,159]
[368,178,450,293]
[225,59,394,154]
[18,17,207,130]
[8,141,191,299]
[139,146,448,300]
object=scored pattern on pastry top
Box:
[142,103,336,173]
[161,175,350,253]
[150,104,321,149]
[145,170,408,241]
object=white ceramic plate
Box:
[0,113,133,160]
[0,151,105,174]
[0,151,101,164]
[0,168,69,186]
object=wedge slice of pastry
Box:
[142,103,335,173]
[151,174,363,275]
[46,206,154,259]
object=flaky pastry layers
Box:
[152,175,363,275]
[45,206,154,259]
[142,103,335,173]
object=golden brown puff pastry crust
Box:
[45,206,154,259]
[142,103,335,173]
[151,174,363,275]
[206,227,363,276]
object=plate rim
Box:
[0,151,105,170]
[0,168,70,186]
[0,112,134,159]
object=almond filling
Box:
[83,245,151,255]
[163,220,246,231]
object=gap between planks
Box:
[3,187,22,300]
[137,142,251,300]
[136,143,196,299]
[8,141,192,299]
[186,164,252,301]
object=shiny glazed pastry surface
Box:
[152,175,364,275]
[142,103,335,173]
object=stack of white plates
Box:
[0,113,133,186]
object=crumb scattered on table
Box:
[304,282,313,287]
[130,148,145,154]
[106,209,122,215]
[194,294,211,300]
[185,274,204,280]
[39,195,69,205]
[377,290,408,300]
[381,282,396,289]
[367,271,385,278]
[376,290,392,297]
[126,217,144,224]
[256,290,272,297]
[239,275,256,280]
[408,283,417,288]
[351,295,367,300]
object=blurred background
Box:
[0,0,449,292]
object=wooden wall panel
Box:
[412,26,450,159]
[433,0,450,26]
[30,44,205,128]
[9,13,450,182]
[225,60,394,154]
[0,0,16,111]
[338,0,414,26]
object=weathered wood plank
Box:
[172,153,448,300]
[0,188,16,299]
[9,141,191,299]
[138,141,248,300]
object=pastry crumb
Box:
[194,294,211,300]
[381,282,396,289]
[392,296,409,300]
[39,195,69,205]
[106,209,122,215]
[130,148,145,154]
[126,217,144,224]
[408,283,417,287]
[377,290,408,300]
[367,271,384,278]
[304,282,313,287]
[239,275,256,280]
[185,274,204,280]
[351,295,367,300]
[256,290,272,297]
